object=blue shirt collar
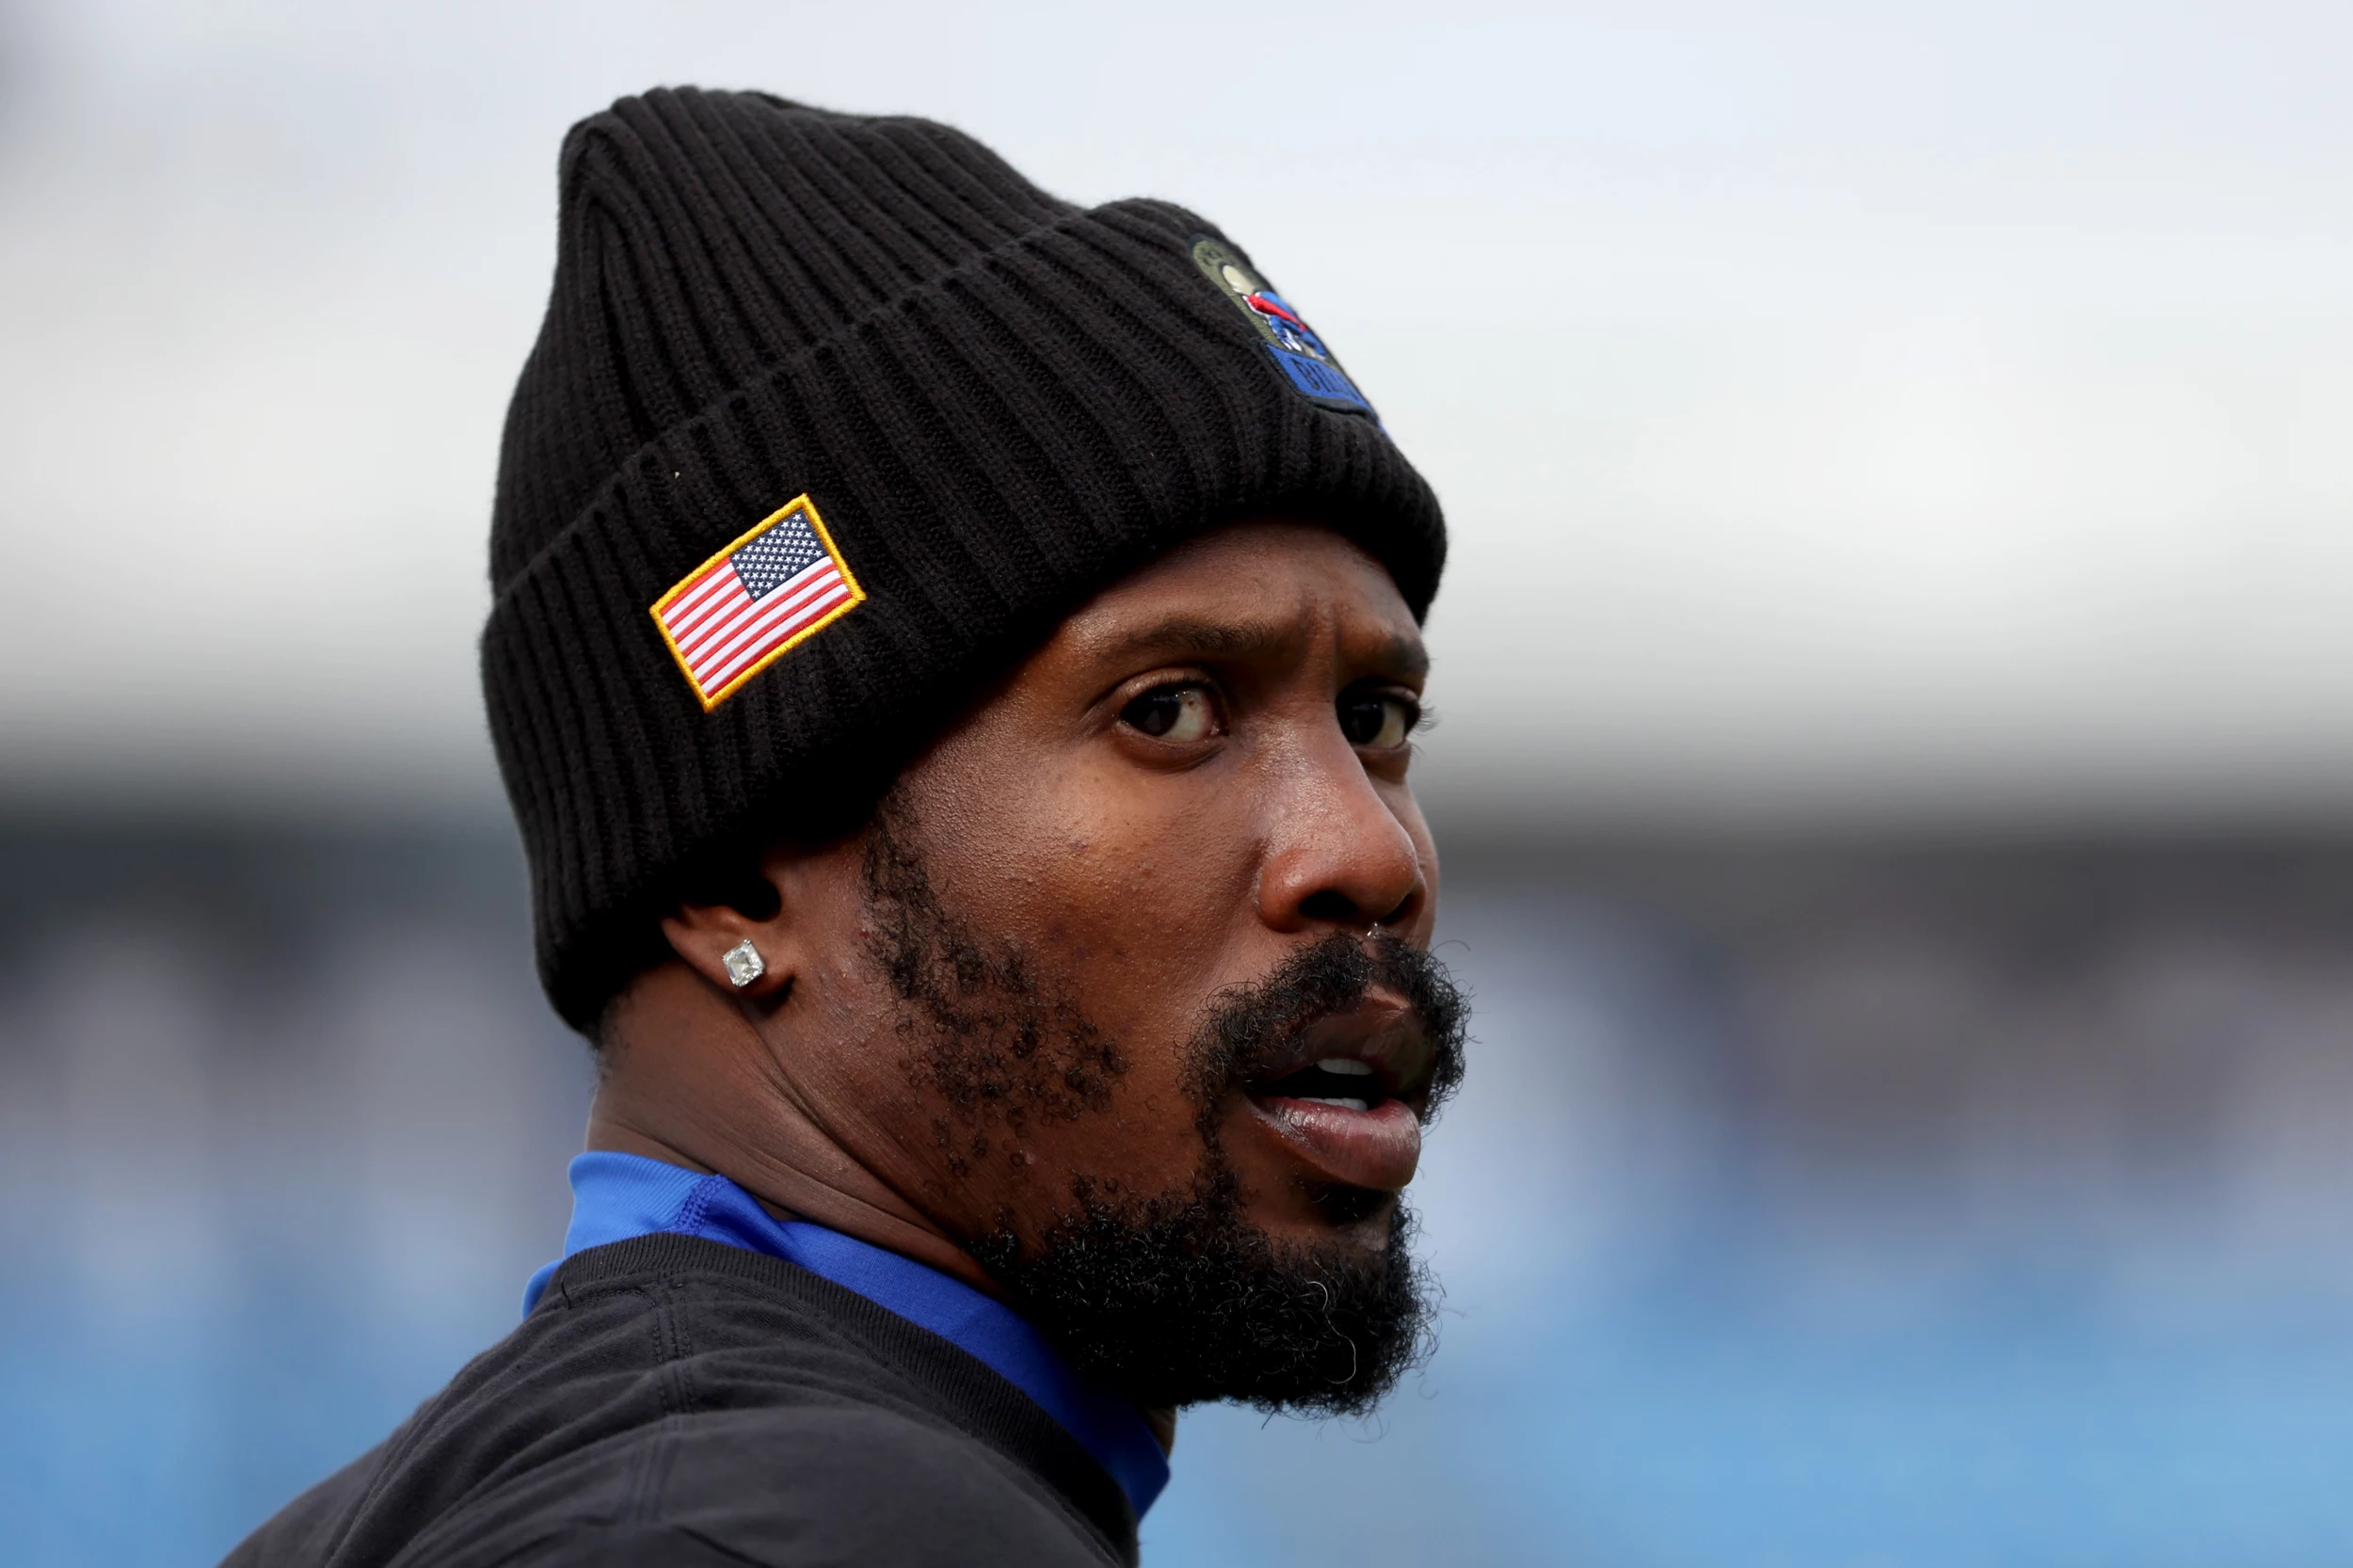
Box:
[524,1151,1170,1520]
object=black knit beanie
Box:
[482,88,1447,1031]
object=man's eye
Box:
[1338,693,1417,748]
[1121,684,1220,743]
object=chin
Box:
[1257,1180,1397,1241]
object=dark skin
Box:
[592,520,1440,1444]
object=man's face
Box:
[785,520,1465,1411]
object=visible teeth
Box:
[1296,1096,1372,1112]
[1317,1058,1375,1076]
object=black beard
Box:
[972,1167,1437,1416]
[860,796,1469,1416]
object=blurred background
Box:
[4,2,2352,1563]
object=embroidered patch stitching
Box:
[1189,236,1373,414]
[648,493,866,712]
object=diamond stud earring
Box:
[721,938,765,989]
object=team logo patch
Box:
[1190,236,1371,414]
[650,494,864,711]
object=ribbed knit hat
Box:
[482,88,1447,1031]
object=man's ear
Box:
[659,855,797,1001]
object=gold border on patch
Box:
[648,493,866,712]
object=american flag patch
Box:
[649,495,864,710]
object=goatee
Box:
[862,802,1468,1415]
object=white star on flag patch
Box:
[650,494,865,710]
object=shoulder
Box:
[218,1443,390,1568]
[682,1401,1107,1538]
[224,1242,1131,1568]
[426,1403,1123,1568]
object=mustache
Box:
[1189,932,1469,1119]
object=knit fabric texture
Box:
[482,88,1447,1030]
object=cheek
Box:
[915,689,1266,968]
[888,744,1268,1222]
[1036,794,1257,1010]
[913,1044,1220,1238]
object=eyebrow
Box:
[1089,615,1430,680]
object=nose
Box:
[1256,736,1428,936]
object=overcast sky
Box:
[3,0,2349,828]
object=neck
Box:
[588,962,1180,1456]
[588,963,999,1293]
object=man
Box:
[229,87,1465,1568]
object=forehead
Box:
[1055,520,1424,669]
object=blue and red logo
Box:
[1190,237,1371,414]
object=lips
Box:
[1246,1093,1423,1192]
[1238,996,1436,1192]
